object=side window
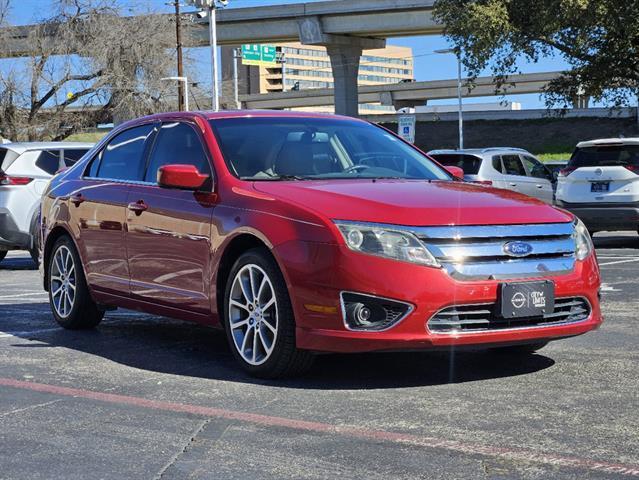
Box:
[491,156,504,173]
[35,150,62,175]
[96,125,154,181]
[521,155,552,181]
[144,122,212,183]
[501,155,526,176]
[62,149,90,167]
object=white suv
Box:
[428,147,554,203]
[555,138,639,233]
[0,142,92,264]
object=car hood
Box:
[253,179,572,226]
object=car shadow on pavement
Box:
[3,302,555,390]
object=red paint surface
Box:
[1,377,637,476]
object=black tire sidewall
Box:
[48,235,100,329]
[223,249,296,377]
[0,250,6,263]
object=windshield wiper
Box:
[241,174,312,181]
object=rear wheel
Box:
[48,236,103,329]
[29,212,40,266]
[491,341,548,355]
[223,248,314,378]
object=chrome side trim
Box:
[339,291,414,332]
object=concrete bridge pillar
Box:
[326,45,362,117]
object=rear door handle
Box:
[509,183,517,187]
[536,184,545,189]
[71,193,85,206]
[127,200,148,215]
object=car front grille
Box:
[414,222,576,280]
[427,297,591,333]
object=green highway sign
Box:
[242,44,278,67]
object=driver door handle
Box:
[127,200,148,215]
[536,184,544,189]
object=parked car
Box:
[0,142,92,264]
[555,138,639,234]
[428,148,555,203]
[40,112,601,378]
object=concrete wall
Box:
[377,112,639,155]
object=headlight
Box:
[573,218,593,261]
[334,221,439,267]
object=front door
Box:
[126,121,216,314]
[73,124,155,295]
[520,154,554,203]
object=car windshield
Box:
[209,117,451,181]
[569,145,639,168]
[429,153,482,175]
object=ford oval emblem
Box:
[503,241,534,257]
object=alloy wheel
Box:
[228,264,278,366]
[50,245,76,318]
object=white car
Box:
[428,147,555,203]
[0,142,93,264]
[555,138,639,233]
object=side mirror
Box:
[158,164,209,191]
[444,165,465,179]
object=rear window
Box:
[429,154,482,175]
[35,150,62,175]
[569,145,639,169]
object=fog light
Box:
[340,292,413,331]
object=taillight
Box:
[0,174,34,185]
[558,167,576,177]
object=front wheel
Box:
[223,248,313,378]
[48,236,104,329]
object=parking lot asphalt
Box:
[1,233,638,480]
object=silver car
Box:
[0,142,93,264]
[428,147,555,203]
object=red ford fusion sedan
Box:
[41,111,602,377]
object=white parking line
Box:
[0,327,62,338]
[598,258,639,267]
[0,292,48,299]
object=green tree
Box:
[434,0,639,110]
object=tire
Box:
[491,341,548,355]
[48,235,104,330]
[0,250,6,263]
[223,248,314,378]
[29,211,41,266]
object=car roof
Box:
[576,138,639,148]
[428,147,531,156]
[0,142,94,154]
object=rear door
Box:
[520,154,554,203]
[557,144,639,203]
[125,120,216,314]
[499,154,528,194]
[73,124,155,295]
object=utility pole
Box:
[172,1,185,111]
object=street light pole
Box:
[209,3,219,111]
[435,48,464,150]
[161,77,189,111]
[233,47,241,109]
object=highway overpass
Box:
[239,72,562,110]
[2,0,441,117]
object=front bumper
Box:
[274,241,602,353]
[555,200,639,232]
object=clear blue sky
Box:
[9,0,573,109]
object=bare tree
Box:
[0,0,177,141]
